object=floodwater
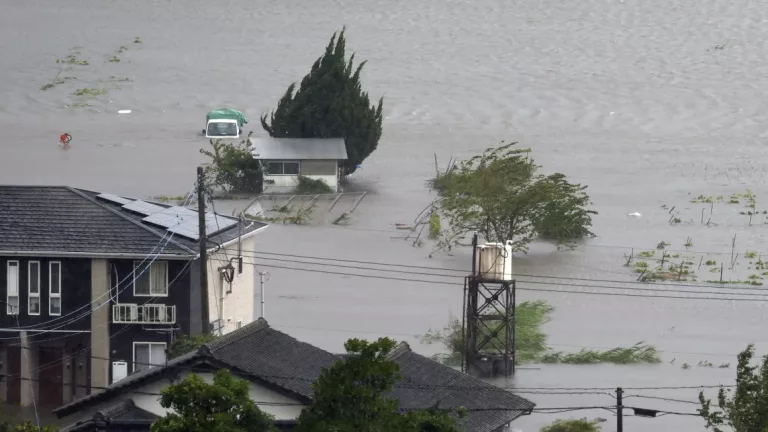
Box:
[3,0,768,429]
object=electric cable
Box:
[239,259,768,302]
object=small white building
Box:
[251,138,348,193]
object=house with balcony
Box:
[0,185,267,409]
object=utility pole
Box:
[257,272,267,319]
[616,387,624,432]
[197,166,210,334]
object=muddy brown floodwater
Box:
[4,0,768,429]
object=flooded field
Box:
[4,0,768,429]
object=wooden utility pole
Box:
[197,166,210,334]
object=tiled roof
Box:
[59,399,158,431]
[0,185,267,258]
[55,320,533,432]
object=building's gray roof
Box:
[59,399,158,431]
[54,319,534,432]
[251,138,347,161]
[0,186,267,258]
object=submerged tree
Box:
[540,419,603,432]
[261,28,383,175]
[699,344,768,432]
[430,141,596,253]
[199,137,263,193]
[295,338,464,432]
[152,370,275,432]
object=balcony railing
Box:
[113,304,176,324]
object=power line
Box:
[243,250,768,292]
[243,254,768,297]
[241,260,768,302]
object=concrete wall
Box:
[90,259,110,392]
[207,236,257,335]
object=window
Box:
[133,261,168,296]
[133,342,167,372]
[266,161,300,175]
[49,262,62,316]
[6,261,19,315]
[28,261,40,315]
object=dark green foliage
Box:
[295,338,463,432]
[540,419,602,432]
[199,138,263,193]
[261,28,383,175]
[167,333,218,360]
[151,370,275,432]
[699,344,768,432]
[0,421,57,432]
[295,175,333,194]
[431,142,596,253]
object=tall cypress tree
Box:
[261,28,383,175]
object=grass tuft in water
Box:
[540,342,661,364]
[73,88,106,97]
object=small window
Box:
[28,261,41,315]
[6,261,19,315]
[49,262,62,316]
[266,161,300,175]
[133,261,169,296]
[134,342,167,372]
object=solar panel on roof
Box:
[97,193,134,206]
[165,213,238,240]
[142,206,197,228]
[205,213,238,235]
[122,200,165,216]
[167,220,200,240]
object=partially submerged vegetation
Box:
[42,39,142,105]
[426,142,596,256]
[623,236,767,286]
[421,300,660,365]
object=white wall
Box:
[82,371,305,422]
[207,236,257,335]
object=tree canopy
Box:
[151,370,275,432]
[699,344,768,432]
[261,28,384,175]
[295,338,464,432]
[199,137,262,193]
[430,141,596,253]
[540,419,603,432]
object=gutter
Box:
[204,223,269,256]
[0,250,194,260]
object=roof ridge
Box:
[206,317,270,352]
[387,341,412,360]
[69,187,197,256]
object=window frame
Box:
[6,261,19,315]
[132,341,167,372]
[266,161,301,176]
[28,261,41,316]
[49,261,62,316]
[132,261,169,297]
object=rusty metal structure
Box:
[461,235,517,378]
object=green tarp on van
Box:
[206,109,248,128]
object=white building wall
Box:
[207,235,257,335]
[118,371,305,421]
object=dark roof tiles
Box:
[0,185,267,257]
